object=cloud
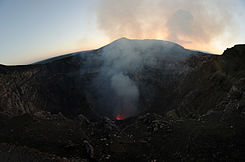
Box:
[96,0,240,53]
[89,38,191,119]
[166,9,193,44]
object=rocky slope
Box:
[0,38,206,118]
[0,39,245,161]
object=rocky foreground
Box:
[0,39,245,161]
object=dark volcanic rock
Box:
[0,53,100,120]
[0,40,245,161]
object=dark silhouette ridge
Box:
[0,39,245,161]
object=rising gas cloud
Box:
[96,0,240,53]
[90,38,191,119]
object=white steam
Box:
[96,0,240,53]
[93,38,190,118]
[110,73,139,115]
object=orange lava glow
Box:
[115,114,127,120]
[116,115,122,120]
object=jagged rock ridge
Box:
[0,39,245,161]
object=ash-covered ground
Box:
[0,39,245,161]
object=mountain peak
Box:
[107,37,185,50]
[117,37,129,41]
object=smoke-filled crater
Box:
[83,38,195,120]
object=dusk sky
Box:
[0,0,245,65]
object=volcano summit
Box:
[0,39,245,161]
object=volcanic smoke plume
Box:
[91,38,190,119]
[96,0,239,53]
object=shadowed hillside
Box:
[0,39,245,161]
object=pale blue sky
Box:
[0,0,107,64]
[0,0,244,65]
